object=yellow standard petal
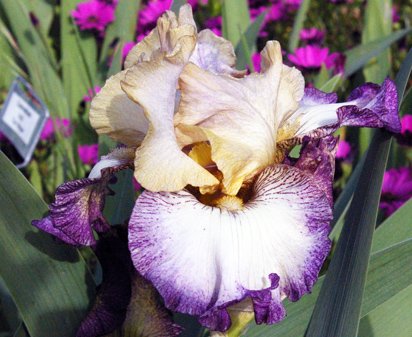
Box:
[175,41,285,195]
[121,6,219,192]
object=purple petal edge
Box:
[32,164,131,247]
[339,78,401,133]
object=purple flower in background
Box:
[139,0,172,26]
[325,52,345,74]
[72,0,115,32]
[84,86,102,102]
[300,28,325,43]
[392,6,400,23]
[288,45,330,69]
[395,115,412,146]
[284,0,302,10]
[289,46,344,73]
[122,42,136,62]
[78,144,99,165]
[98,0,118,6]
[204,16,222,36]
[380,167,412,216]
[252,52,261,72]
[40,118,72,141]
[336,140,351,160]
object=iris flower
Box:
[33,5,400,333]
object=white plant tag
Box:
[0,77,49,168]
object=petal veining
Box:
[175,41,284,195]
[129,162,332,331]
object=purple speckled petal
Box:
[294,136,338,206]
[32,177,109,246]
[279,79,400,149]
[32,148,134,246]
[338,79,400,133]
[129,162,332,331]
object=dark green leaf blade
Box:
[246,236,412,337]
[222,0,250,48]
[235,11,266,69]
[288,0,311,52]
[0,152,95,337]
[344,28,410,78]
[305,129,392,337]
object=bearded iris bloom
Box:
[33,5,400,333]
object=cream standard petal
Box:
[175,41,283,195]
[124,4,196,68]
[90,71,149,147]
[121,12,218,192]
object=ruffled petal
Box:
[89,71,148,147]
[32,149,134,246]
[124,4,196,68]
[129,161,332,331]
[189,29,245,76]
[280,78,400,145]
[121,8,218,192]
[175,41,284,195]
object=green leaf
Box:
[222,0,250,48]
[246,237,412,337]
[288,0,311,52]
[395,48,412,103]
[371,199,412,252]
[0,152,95,337]
[61,0,97,116]
[329,154,366,241]
[361,0,392,84]
[99,0,141,74]
[171,0,187,13]
[319,73,343,93]
[104,169,136,225]
[361,239,412,317]
[235,11,266,69]
[344,28,410,78]
[358,284,412,337]
[0,0,70,119]
[305,129,392,337]
[314,65,330,89]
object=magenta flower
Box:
[122,42,136,62]
[204,16,222,37]
[401,115,412,133]
[288,45,330,69]
[40,118,72,141]
[72,0,115,32]
[324,52,345,74]
[300,28,325,43]
[395,115,412,146]
[252,52,261,72]
[336,140,351,160]
[392,6,400,23]
[380,167,412,216]
[78,144,99,165]
[139,0,172,26]
[284,0,302,10]
[289,45,344,73]
[83,86,102,102]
